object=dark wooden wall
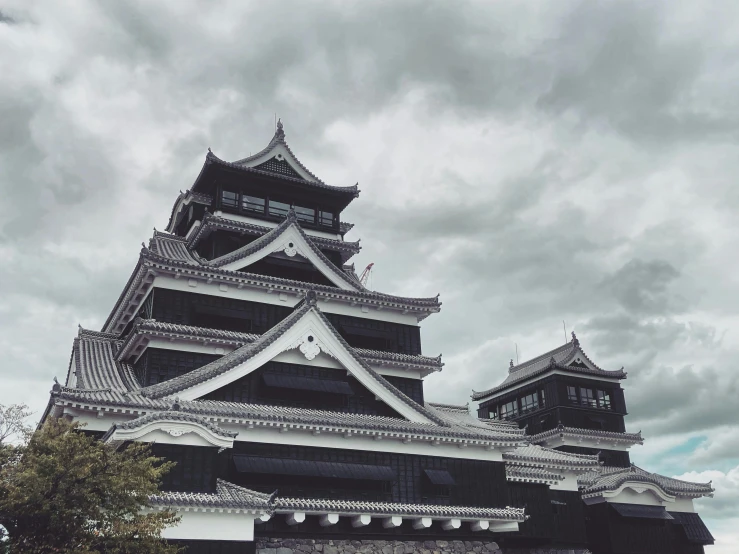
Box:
[194,230,345,270]
[201,360,422,417]
[227,442,510,507]
[152,444,221,493]
[132,348,422,416]
[584,502,708,554]
[148,289,422,355]
[477,375,628,435]
[558,445,631,468]
[134,348,219,387]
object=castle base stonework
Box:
[256,538,591,554]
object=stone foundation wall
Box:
[256,538,591,554]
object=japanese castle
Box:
[43,121,714,554]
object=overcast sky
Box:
[1,0,738,549]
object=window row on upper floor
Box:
[567,385,612,410]
[220,189,337,229]
[487,389,546,420]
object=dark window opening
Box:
[243,257,337,287]
[340,325,395,351]
[540,389,546,408]
[242,194,265,214]
[585,417,605,430]
[192,306,253,333]
[221,190,238,209]
[261,373,353,395]
[488,407,499,420]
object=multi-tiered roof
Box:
[42,123,714,552]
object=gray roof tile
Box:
[190,213,360,256]
[579,465,714,498]
[150,479,272,510]
[527,425,643,445]
[273,497,526,521]
[503,444,601,468]
[472,335,626,400]
[506,465,565,484]
[227,122,357,194]
[73,329,138,391]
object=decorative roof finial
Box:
[510,359,514,369]
[51,377,61,394]
[286,205,297,223]
[549,356,557,368]
[171,397,181,411]
[571,331,579,346]
[276,118,285,139]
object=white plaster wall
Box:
[161,511,256,541]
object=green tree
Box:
[0,415,181,554]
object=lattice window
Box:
[254,157,304,179]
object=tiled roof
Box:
[150,479,272,511]
[110,410,238,439]
[138,299,314,399]
[527,425,644,446]
[118,319,440,372]
[201,210,363,292]
[104,242,441,333]
[426,403,525,437]
[189,213,360,258]
[73,329,138,391]
[207,151,358,196]
[273,497,526,521]
[165,190,213,233]
[226,122,357,195]
[135,295,448,427]
[670,512,715,545]
[472,335,626,400]
[506,465,565,484]
[52,383,529,445]
[354,348,443,371]
[579,465,714,498]
[148,233,201,265]
[503,445,601,469]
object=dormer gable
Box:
[202,210,363,291]
[137,292,445,426]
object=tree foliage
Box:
[0,404,32,446]
[0,415,181,554]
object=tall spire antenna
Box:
[563,321,567,343]
[515,343,519,365]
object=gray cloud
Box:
[0,10,16,24]
[2,0,739,542]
